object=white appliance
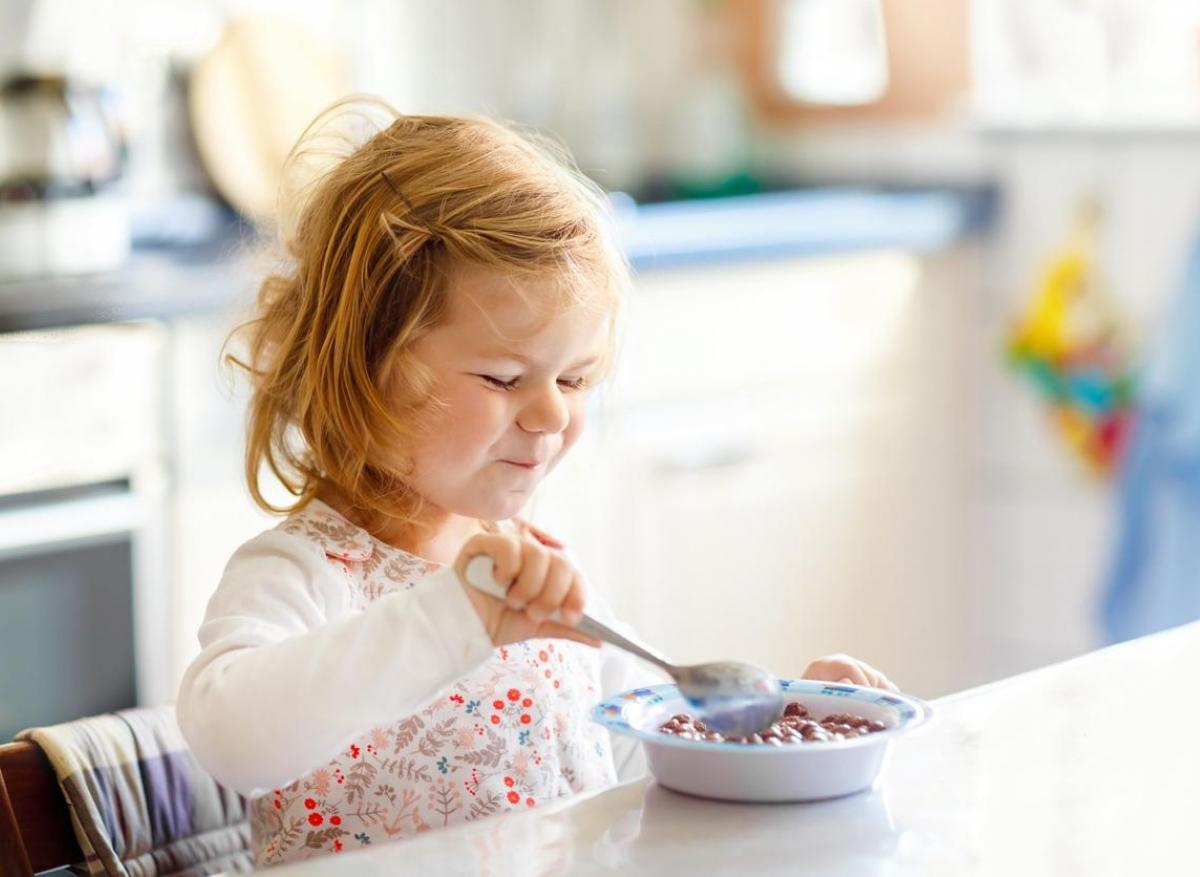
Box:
[0,323,170,740]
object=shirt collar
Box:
[286,500,539,565]
[288,498,376,563]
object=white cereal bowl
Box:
[592,678,934,803]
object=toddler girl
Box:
[177,99,895,867]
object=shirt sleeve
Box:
[176,529,495,797]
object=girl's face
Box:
[401,261,609,523]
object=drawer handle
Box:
[653,444,756,475]
[0,493,144,559]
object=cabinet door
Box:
[614,422,868,677]
[533,247,978,696]
[0,324,164,494]
[565,394,963,686]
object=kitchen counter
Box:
[0,225,256,334]
[0,187,991,333]
[615,186,993,270]
[255,620,1195,876]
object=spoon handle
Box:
[462,555,677,674]
[573,614,677,675]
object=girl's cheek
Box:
[453,385,507,427]
[559,404,586,453]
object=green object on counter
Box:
[658,170,764,202]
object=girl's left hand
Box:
[802,654,899,693]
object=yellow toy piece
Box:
[1007,199,1134,477]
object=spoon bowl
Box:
[671,661,784,737]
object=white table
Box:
[265,622,1196,876]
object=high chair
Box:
[0,739,82,875]
[0,706,251,876]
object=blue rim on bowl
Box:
[591,678,935,752]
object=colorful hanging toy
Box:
[1007,200,1136,477]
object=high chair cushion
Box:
[16,705,251,876]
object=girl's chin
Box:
[453,489,534,522]
[481,495,532,521]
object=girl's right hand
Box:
[454,533,600,649]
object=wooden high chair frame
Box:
[0,740,83,876]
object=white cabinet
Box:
[0,324,165,494]
[534,246,984,697]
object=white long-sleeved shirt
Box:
[177,501,666,799]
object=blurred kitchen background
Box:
[3,0,1200,742]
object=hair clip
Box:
[379,170,424,219]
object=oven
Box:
[0,323,171,741]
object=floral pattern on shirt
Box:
[250,501,616,867]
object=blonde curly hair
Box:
[226,96,628,530]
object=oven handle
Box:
[0,491,146,560]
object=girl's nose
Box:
[517,383,570,434]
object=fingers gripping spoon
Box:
[462,555,784,738]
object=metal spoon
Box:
[461,555,784,738]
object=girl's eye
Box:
[481,375,519,390]
[479,374,590,391]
